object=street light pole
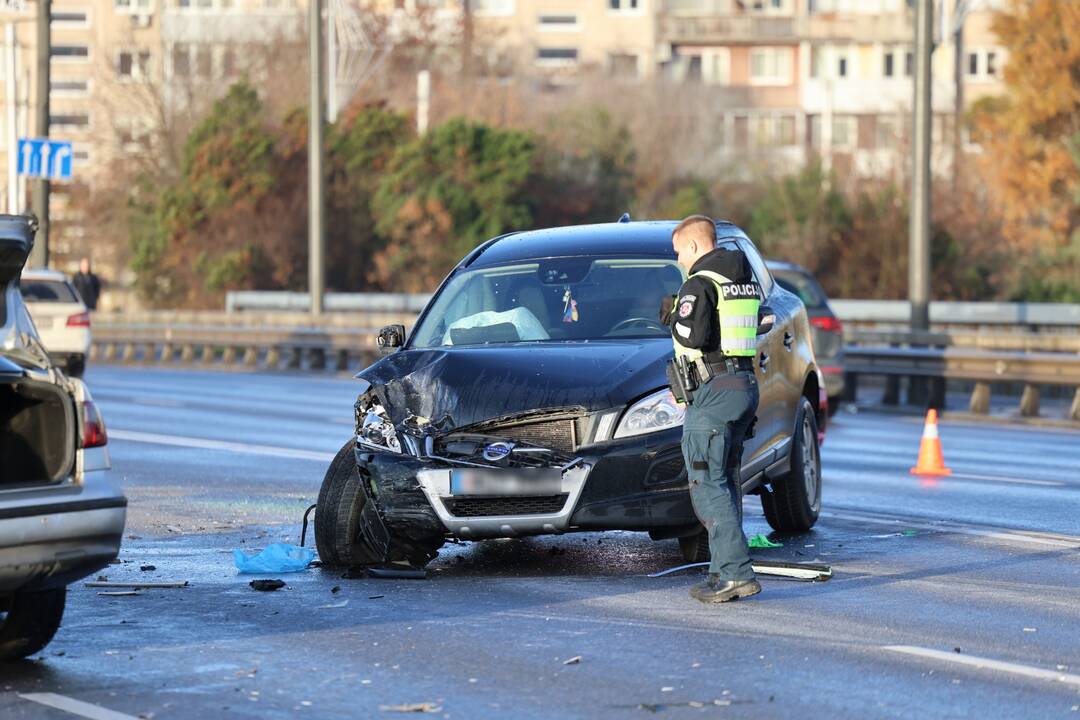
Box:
[308,0,325,316]
[29,0,48,268]
[910,0,933,334]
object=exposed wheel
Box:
[0,587,66,662]
[761,397,821,532]
[677,530,710,563]
[314,439,382,568]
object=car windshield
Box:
[20,279,79,303]
[772,269,828,310]
[411,257,685,348]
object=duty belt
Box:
[693,356,754,381]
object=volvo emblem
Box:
[482,441,515,462]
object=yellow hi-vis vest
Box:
[672,269,760,360]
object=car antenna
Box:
[617,212,631,223]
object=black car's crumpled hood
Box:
[357,341,673,428]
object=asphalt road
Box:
[3,366,1079,720]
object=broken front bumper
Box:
[355,426,697,542]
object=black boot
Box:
[689,574,761,603]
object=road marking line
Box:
[109,429,335,463]
[882,646,1080,688]
[18,693,140,720]
[823,510,1080,550]
[949,473,1064,487]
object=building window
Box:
[609,53,638,79]
[749,46,793,85]
[703,48,730,85]
[875,114,898,149]
[52,78,90,96]
[117,50,151,79]
[751,115,796,147]
[51,45,90,61]
[608,0,641,14]
[986,51,997,76]
[172,43,190,76]
[837,56,848,78]
[474,0,514,16]
[536,47,578,66]
[50,114,91,128]
[52,11,90,28]
[967,52,978,76]
[904,51,913,77]
[831,115,855,148]
[538,13,579,31]
[115,0,153,11]
[883,51,894,78]
[810,46,822,79]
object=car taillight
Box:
[67,311,91,327]
[81,399,108,448]
[810,316,843,334]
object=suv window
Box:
[20,279,79,303]
[735,239,774,297]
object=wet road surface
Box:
[2,366,1079,719]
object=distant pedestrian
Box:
[72,257,101,310]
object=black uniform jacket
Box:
[664,247,759,357]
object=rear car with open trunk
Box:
[0,215,126,661]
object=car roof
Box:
[467,219,751,268]
[21,268,70,282]
[765,259,812,275]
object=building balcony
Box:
[659,14,801,44]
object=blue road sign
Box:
[17,138,74,180]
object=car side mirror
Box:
[377,325,406,354]
[757,307,776,336]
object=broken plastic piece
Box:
[234,543,315,574]
[748,534,783,548]
[563,656,582,665]
[249,579,286,592]
[85,581,189,589]
[379,703,441,714]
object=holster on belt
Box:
[666,356,698,405]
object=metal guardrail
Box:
[845,329,1080,353]
[89,324,381,372]
[844,347,1080,420]
[831,300,1080,328]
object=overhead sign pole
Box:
[29,0,48,268]
[5,22,17,214]
[308,0,325,316]
[910,0,933,335]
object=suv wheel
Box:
[0,587,66,662]
[761,396,821,532]
[315,440,383,568]
[677,530,710,564]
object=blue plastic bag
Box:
[234,543,315,574]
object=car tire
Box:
[0,587,66,662]
[315,439,382,569]
[761,396,821,532]
[677,530,710,564]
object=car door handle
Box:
[758,352,769,372]
[783,332,794,350]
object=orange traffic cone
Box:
[910,409,951,476]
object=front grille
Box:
[447,494,569,517]
[479,418,576,454]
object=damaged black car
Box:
[315,219,827,568]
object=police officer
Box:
[661,215,761,603]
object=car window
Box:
[735,239,774,297]
[411,257,685,348]
[771,269,828,310]
[20,279,79,303]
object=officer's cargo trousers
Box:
[681,371,759,580]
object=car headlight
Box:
[613,389,685,439]
[355,400,403,454]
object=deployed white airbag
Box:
[442,307,549,345]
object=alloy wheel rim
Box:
[802,414,820,511]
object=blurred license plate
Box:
[450,468,561,496]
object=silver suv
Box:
[1,215,126,662]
